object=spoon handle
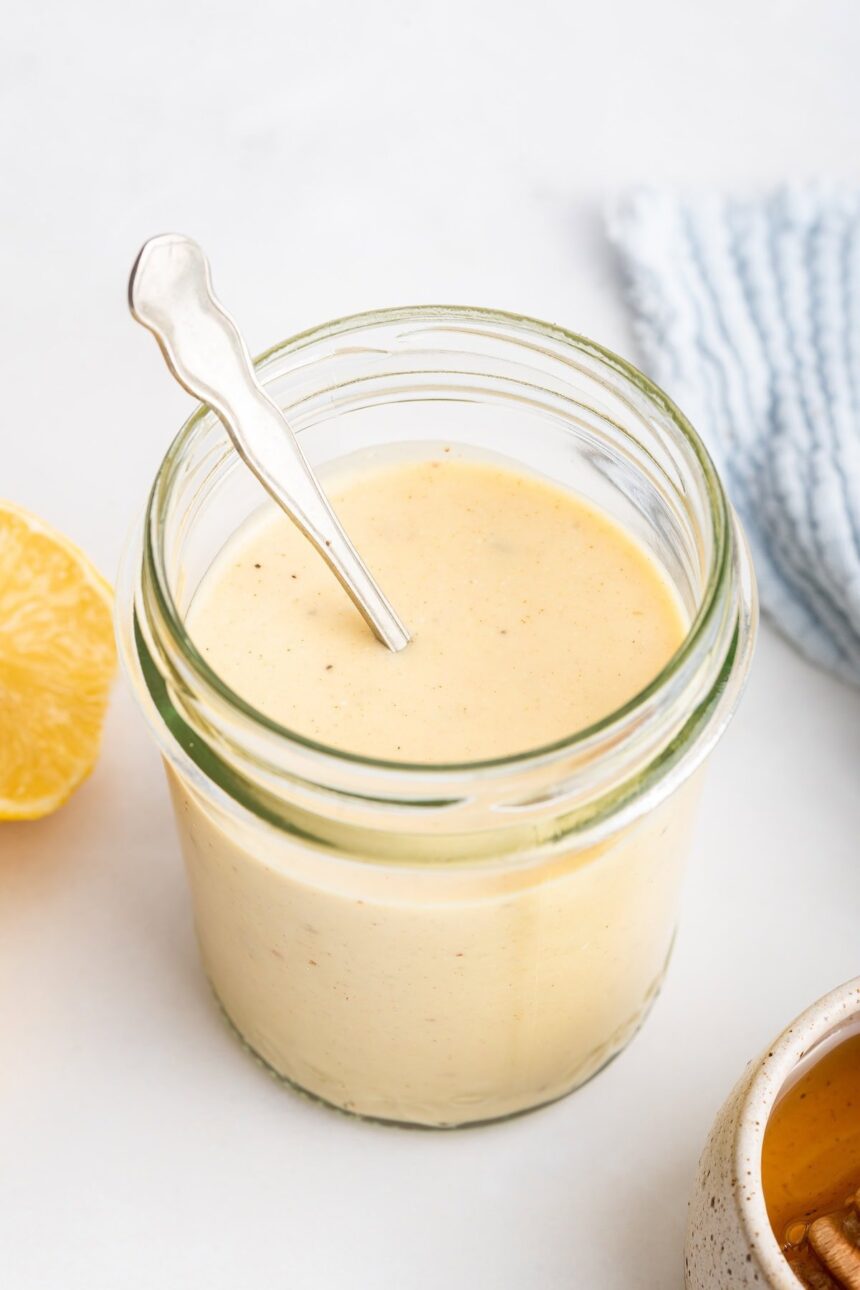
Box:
[128,234,410,653]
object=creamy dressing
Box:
[188,456,685,762]
[170,452,695,1125]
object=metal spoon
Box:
[128,234,411,653]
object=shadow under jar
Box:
[118,306,757,1127]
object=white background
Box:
[2,2,859,1286]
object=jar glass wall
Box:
[118,307,757,1127]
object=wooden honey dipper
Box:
[789,1189,860,1288]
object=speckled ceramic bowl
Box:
[685,975,860,1288]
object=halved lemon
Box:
[0,502,116,820]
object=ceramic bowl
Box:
[685,975,860,1288]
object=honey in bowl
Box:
[762,1030,860,1287]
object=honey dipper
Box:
[790,1189,860,1288]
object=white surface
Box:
[2,3,859,1286]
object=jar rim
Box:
[139,303,736,780]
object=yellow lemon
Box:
[0,502,116,820]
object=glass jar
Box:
[117,306,757,1127]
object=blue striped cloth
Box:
[609,185,860,685]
